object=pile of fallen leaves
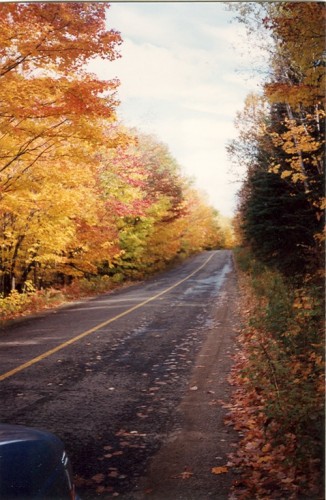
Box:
[225,254,324,499]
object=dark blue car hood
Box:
[0,423,65,498]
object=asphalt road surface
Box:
[0,250,240,499]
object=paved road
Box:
[0,250,239,499]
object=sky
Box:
[89,2,265,218]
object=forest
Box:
[0,2,324,498]
[227,2,325,498]
[0,3,232,319]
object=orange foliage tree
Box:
[0,3,123,293]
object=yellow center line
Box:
[0,253,215,382]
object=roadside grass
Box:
[226,248,324,499]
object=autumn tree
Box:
[0,3,123,293]
[97,133,225,279]
[0,3,228,297]
[230,2,325,278]
[227,3,325,497]
[0,3,122,185]
[264,2,325,231]
[241,170,319,276]
[104,134,190,277]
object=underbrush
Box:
[63,274,121,299]
[0,252,196,322]
[0,281,65,322]
[227,248,324,499]
[0,275,124,322]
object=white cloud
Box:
[89,2,265,217]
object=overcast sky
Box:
[89,2,264,217]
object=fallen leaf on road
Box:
[108,471,119,478]
[73,475,88,487]
[174,467,193,480]
[91,473,105,483]
[179,471,193,479]
[182,471,193,479]
[281,477,294,484]
[96,486,114,494]
[211,466,228,475]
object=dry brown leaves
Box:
[224,270,323,499]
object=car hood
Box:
[0,423,65,498]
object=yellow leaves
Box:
[270,131,284,148]
[280,170,307,184]
[280,170,292,179]
[271,121,323,159]
[0,4,122,76]
[265,81,322,108]
[318,197,326,211]
[268,114,323,199]
[0,3,123,209]
[269,163,281,174]
[291,173,306,183]
[284,133,321,155]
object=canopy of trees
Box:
[0,3,228,297]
